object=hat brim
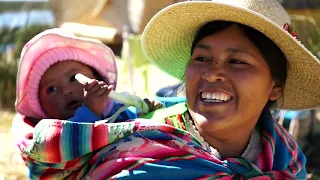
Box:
[142,2,320,110]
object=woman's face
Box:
[185,25,282,133]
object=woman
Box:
[21,0,319,179]
[141,0,319,178]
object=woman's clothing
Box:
[185,112,262,162]
[13,103,306,179]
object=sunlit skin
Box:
[39,61,112,119]
[185,25,283,158]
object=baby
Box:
[14,28,160,125]
[12,28,163,179]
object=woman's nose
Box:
[201,63,226,82]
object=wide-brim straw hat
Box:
[142,0,320,110]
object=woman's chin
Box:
[191,111,233,130]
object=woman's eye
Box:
[229,59,247,64]
[193,56,209,62]
[70,74,76,82]
[47,86,57,93]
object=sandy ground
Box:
[0,110,28,180]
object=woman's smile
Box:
[200,91,232,103]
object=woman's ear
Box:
[269,79,283,101]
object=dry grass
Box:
[0,110,28,180]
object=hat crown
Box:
[212,0,291,27]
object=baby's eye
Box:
[70,74,76,82]
[47,86,57,93]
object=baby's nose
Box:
[63,88,73,97]
[64,91,72,96]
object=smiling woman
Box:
[140,0,320,179]
[185,21,286,158]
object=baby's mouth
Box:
[67,100,82,110]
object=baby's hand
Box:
[83,80,113,117]
[138,98,163,117]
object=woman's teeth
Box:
[201,92,232,102]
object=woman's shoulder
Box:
[258,114,306,177]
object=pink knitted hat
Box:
[15,28,118,119]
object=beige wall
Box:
[127,0,185,34]
[50,0,185,34]
[99,0,185,34]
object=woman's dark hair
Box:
[191,21,288,109]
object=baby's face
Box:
[39,61,96,119]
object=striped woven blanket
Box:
[12,103,306,179]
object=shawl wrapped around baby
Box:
[12,103,306,179]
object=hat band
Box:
[283,23,298,40]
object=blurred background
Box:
[0,0,319,179]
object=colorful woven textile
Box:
[12,103,306,179]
